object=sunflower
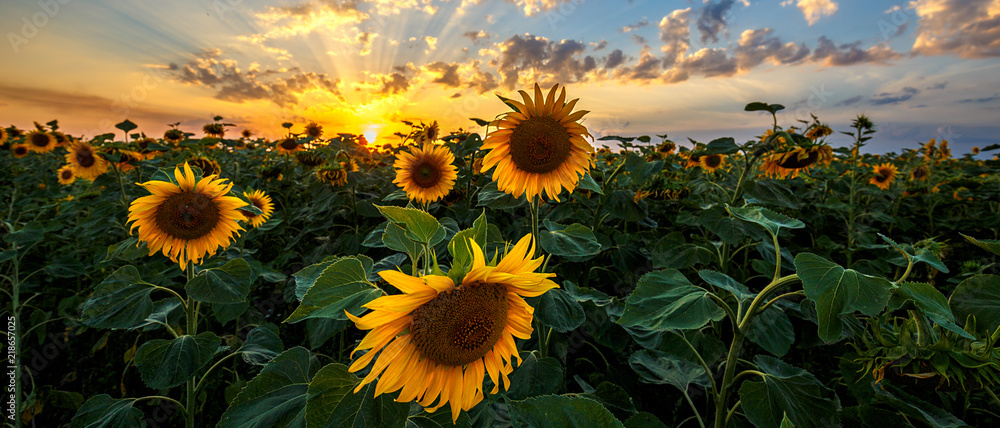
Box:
[187,157,221,176]
[276,137,301,155]
[910,164,929,181]
[971,146,980,155]
[316,167,348,186]
[869,163,898,190]
[759,145,833,179]
[203,123,225,138]
[240,190,274,228]
[0,128,7,145]
[656,140,676,156]
[12,144,30,159]
[304,122,323,138]
[105,149,142,172]
[393,143,457,204]
[295,151,325,167]
[805,125,833,140]
[937,140,951,161]
[699,153,726,173]
[241,129,253,139]
[66,141,109,180]
[347,234,557,422]
[682,152,701,169]
[164,129,185,144]
[52,132,72,147]
[413,121,440,144]
[127,163,246,270]
[57,165,76,185]
[760,129,786,144]
[26,130,56,153]
[481,83,594,201]
[922,139,937,160]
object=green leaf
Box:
[504,353,564,400]
[103,237,147,262]
[950,274,1000,334]
[447,210,488,281]
[218,347,318,428]
[961,233,1000,256]
[623,412,667,428]
[304,363,409,428]
[605,190,647,222]
[186,258,254,304]
[507,395,624,428]
[700,137,739,155]
[780,413,795,428]
[534,288,585,332]
[577,173,603,195]
[115,119,138,133]
[726,204,804,239]
[795,253,892,342]
[738,355,840,428]
[80,266,155,329]
[628,349,709,390]
[699,270,754,302]
[239,325,284,365]
[879,234,949,273]
[871,382,970,428]
[477,181,527,209]
[699,208,746,245]
[618,270,724,331]
[539,220,602,258]
[577,381,637,421]
[744,102,771,112]
[71,395,142,428]
[285,258,381,323]
[650,234,714,269]
[376,205,446,245]
[133,332,221,389]
[839,406,910,428]
[746,305,795,357]
[893,282,975,339]
[384,222,424,263]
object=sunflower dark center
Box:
[874,170,892,182]
[75,147,96,167]
[704,155,723,168]
[508,116,572,174]
[280,139,297,150]
[61,170,72,179]
[154,191,220,240]
[14,146,27,155]
[30,133,51,147]
[411,161,441,188]
[410,281,508,366]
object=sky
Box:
[1,0,998,153]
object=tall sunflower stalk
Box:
[843,114,875,267]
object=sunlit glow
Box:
[363,124,382,146]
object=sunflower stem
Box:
[530,196,541,259]
[185,265,197,428]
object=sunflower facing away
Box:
[240,190,274,228]
[127,163,247,270]
[57,165,76,185]
[276,137,301,155]
[26,130,56,153]
[164,128,185,144]
[316,167,348,187]
[759,145,834,179]
[347,234,557,422]
[870,163,898,190]
[481,83,594,201]
[304,122,323,138]
[66,141,108,180]
[910,164,929,181]
[187,157,221,176]
[393,143,458,204]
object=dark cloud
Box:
[835,95,864,107]
[630,34,647,46]
[733,28,809,71]
[605,49,626,69]
[811,36,900,66]
[170,52,345,106]
[870,86,919,105]
[592,40,608,51]
[911,0,1000,58]
[957,93,1000,104]
[463,30,490,45]
[495,34,591,89]
[425,62,461,87]
[375,73,410,95]
[269,0,365,19]
[450,93,462,98]
[926,81,948,90]
[466,64,499,94]
[620,20,650,33]
[697,0,735,45]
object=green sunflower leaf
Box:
[506,395,624,428]
[133,332,221,389]
[285,257,381,323]
[949,274,1000,334]
[794,253,892,343]
[70,395,143,428]
[738,355,840,428]
[186,258,254,304]
[375,205,446,246]
[80,265,156,330]
[303,362,409,428]
[218,347,319,428]
[618,269,724,331]
[961,233,1000,256]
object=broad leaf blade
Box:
[795,253,892,342]
[618,270,724,331]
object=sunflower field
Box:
[3,85,1000,428]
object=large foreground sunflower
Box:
[393,143,458,203]
[870,163,898,190]
[66,141,108,180]
[482,83,594,201]
[127,163,247,270]
[240,190,274,228]
[347,234,557,422]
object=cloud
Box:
[249,0,368,42]
[466,62,500,94]
[910,0,1000,58]
[169,51,344,106]
[425,36,438,51]
[424,62,461,87]
[494,34,592,88]
[373,72,410,95]
[659,8,692,67]
[835,95,864,107]
[357,32,379,56]
[463,30,491,45]
[605,49,627,69]
[811,36,900,66]
[697,0,735,44]
[926,81,948,90]
[617,45,662,81]
[591,40,608,51]
[504,0,574,16]
[957,93,1000,104]
[733,28,810,71]
[870,86,919,105]
[620,20,651,33]
[783,0,838,25]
